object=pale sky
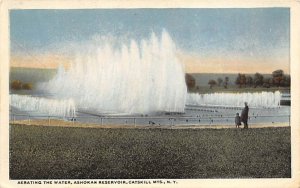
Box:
[10,8,290,73]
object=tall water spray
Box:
[39,31,187,114]
[10,30,282,118]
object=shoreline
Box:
[10,119,290,129]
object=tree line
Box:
[208,77,229,89]
[11,80,33,90]
[208,69,290,89]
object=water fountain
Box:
[10,31,285,121]
[10,94,76,117]
[38,30,187,115]
[186,91,281,108]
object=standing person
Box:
[235,113,241,128]
[241,102,249,129]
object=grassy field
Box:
[9,125,290,179]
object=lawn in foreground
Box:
[9,125,291,179]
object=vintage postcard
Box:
[1,0,300,187]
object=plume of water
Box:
[39,30,187,114]
[10,94,76,117]
[186,91,281,108]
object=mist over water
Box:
[187,91,281,108]
[39,30,187,114]
[10,94,76,117]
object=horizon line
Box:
[10,65,290,75]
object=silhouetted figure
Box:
[235,112,241,128]
[241,102,249,129]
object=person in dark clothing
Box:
[241,102,249,129]
[235,112,242,128]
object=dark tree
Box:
[224,77,229,89]
[246,76,253,87]
[235,74,241,85]
[11,80,22,90]
[185,73,196,91]
[272,69,284,77]
[235,74,246,88]
[22,83,33,90]
[272,69,285,87]
[10,80,33,90]
[208,79,217,89]
[254,73,264,88]
[263,77,271,88]
[283,75,291,87]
